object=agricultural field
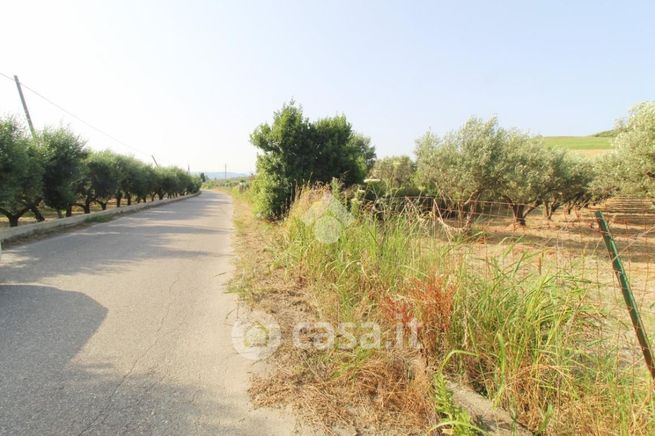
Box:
[543,135,613,158]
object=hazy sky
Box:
[1,1,653,173]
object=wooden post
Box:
[14,75,35,137]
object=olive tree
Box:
[498,136,559,225]
[369,155,416,195]
[414,118,507,224]
[89,151,120,210]
[543,157,595,218]
[156,167,186,198]
[611,102,655,197]
[0,118,44,226]
[113,155,150,206]
[41,127,88,217]
[589,153,624,202]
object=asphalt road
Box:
[0,191,298,435]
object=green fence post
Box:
[595,211,655,386]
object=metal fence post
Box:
[595,211,655,386]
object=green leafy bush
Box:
[250,101,375,219]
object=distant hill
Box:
[592,129,618,138]
[199,171,251,180]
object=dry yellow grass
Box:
[227,190,434,434]
[228,187,655,434]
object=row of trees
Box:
[0,117,201,227]
[368,102,654,226]
[412,118,597,225]
[249,101,653,225]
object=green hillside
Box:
[542,136,612,150]
[543,134,614,158]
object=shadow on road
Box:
[0,283,270,435]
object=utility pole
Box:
[14,75,35,137]
[151,155,159,167]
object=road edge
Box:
[0,192,201,246]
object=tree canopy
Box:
[0,118,45,226]
[0,115,202,226]
[610,102,655,197]
[250,101,375,219]
[414,117,600,225]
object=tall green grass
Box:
[275,187,654,433]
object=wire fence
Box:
[365,194,655,375]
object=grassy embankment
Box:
[227,187,654,434]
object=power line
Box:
[0,71,149,157]
[0,71,14,81]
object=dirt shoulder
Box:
[227,192,433,435]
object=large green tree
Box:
[0,118,44,226]
[41,127,88,217]
[117,156,151,205]
[414,118,508,223]
[250,101,375,219]
[611,102,655,197]
[73,150,120,213]
[498,136,559,225]
[542,156,595,219]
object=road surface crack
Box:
[77,274,182,435]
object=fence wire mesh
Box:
[368,195,655,373]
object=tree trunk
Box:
[0,208,28,227]
[116,195,122,208]
[512,204,527,226]
[99,202,108,211]
[158,192,164,200]
[83,201,92,214]
[30,205,45,222]
[547,202,560,220]
[65,205,73,217]
[126,194,132,206]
